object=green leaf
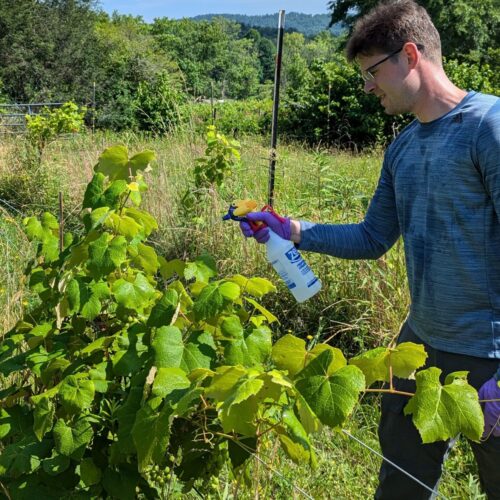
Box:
[243,296,278,323]
[228,275,276,297]
[224,325,272,367]
[277,409,317,467]
[180,331,216,372]
[112,335,147,377]
[79,458,102,486]
[147,289,179,328]
[272,334,307,377]
[308,344,347,375]
[205,365,247,401]
[159,258,185,280]
[102,179,128,208]
[404,367,483,443]
[82,172,105,209]
[26,322,54,349]
[124,207,158,238]
[42,451,70,476]
[112,273,156,311]
[102,467,138,500]
[219,396,259,437]
[53,417,93,459]
[0,434,52,478]
[128,150,155,175]
[94,145,129,181]
[390,342,428,379]
[295,350,365,428]
[105,213,142,238]
[192,282,224,321]
[132,397,174,471]
[152,326,184,368]
[350,342,428,386]
[184,254,217,283]
[94,144,155,181]
[33,397,55,441]
[152,367,191,400]
[219,281,240,301]
[58,375,95,414]
[129,242,159,274]
[87,233,115,278]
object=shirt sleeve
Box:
[298,157,401,259]
[473,98,500,220]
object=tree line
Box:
[0,0,497,147]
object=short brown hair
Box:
[346,0,441,65]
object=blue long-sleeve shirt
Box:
[299,91,500,359]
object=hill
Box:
[192,12,344,37]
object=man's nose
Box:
[364,80,376,94]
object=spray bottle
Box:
[223,201,321,303]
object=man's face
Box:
[357,49,416,116]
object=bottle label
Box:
[271,258,296,289]
[285,247,301,264]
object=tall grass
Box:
[0,131,484,498]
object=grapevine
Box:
[0,144,486,498]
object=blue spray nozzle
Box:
[222,204,249,223]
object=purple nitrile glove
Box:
[478,377,500,438]
[239,211,291,244]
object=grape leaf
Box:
[79,458,102,486]
[277,409,317,467]
[404,367,483,443]
[33,397,55,441]
[243,297,278,323]
[192,283,225,321]
[228,275,276,298]
[295,350,365,428]
[132,397,173,471]
[94,145,129,181]
[147,289,179,328]
[219,395,259,437]
[102,179,128,208]
[349,342,428,387]
[41,451,70,476]
[152,326,184,368]
[184,254,217,283]
[112,273,156,311]
[124,207,158,238]
[223,325,272,367]
[152,367,191,400]
[205,366,247,400]
[82,172,105,209]
[129,242,159,274]
[53,417,93,460]
[158,258,185,280]
[272,334,307,377]
[58,376,95,415]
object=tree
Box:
[0,0,103,102]
[328,0,500,63]
[151,17,261,99]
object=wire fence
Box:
[0,102,63,134]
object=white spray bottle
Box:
[223,201,321,303]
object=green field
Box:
[0,131,486,499]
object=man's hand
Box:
[478,377,500,438]
[239,211,291,244]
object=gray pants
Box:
[375,323,500,500]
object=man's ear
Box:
[403,42,420,70]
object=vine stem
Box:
[365,388,415,397]
[0,481,11,500]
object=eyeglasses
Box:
[360,47,404,83]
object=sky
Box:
[97,1,332,22]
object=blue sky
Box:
[97,1,332,22]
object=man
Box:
[240,1,500,498]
